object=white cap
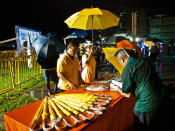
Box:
[83,41,93,47]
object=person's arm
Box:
[85,46,96,65]
[120,67,133,98]
[57,72,77,90]
[82,54,90,69]
[85,50,92,64]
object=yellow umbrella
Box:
[102,47,123,74]
[64,8,120,30]
[143,41,153,48]
[64,8,120,41]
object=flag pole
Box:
[0,37,17,44]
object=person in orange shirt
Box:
[57,38,83,92]
[81,40,97,83]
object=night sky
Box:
[0,0,175,41]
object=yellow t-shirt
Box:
[57,52,79,90]
[81,54,96,83]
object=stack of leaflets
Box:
[110,80,122,91]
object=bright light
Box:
[126,36,132,41]
[135,37,140,42]
[129,37,133,41]
[158,42,163,45]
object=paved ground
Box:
[1,56,175,130]
[156,56,175,99]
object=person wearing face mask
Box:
[57,38,83,92]
[113,48,166,131]
[81,40,97,84]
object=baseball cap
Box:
[83,41,93,47]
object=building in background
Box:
[131,10,137,36]
[101,7,175,45]
[101,8,149,40]
[137,8,149,38]
[149,16,175,44]
[123,8,149,38]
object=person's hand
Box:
[90,46,93,54]
[68,82,77,90]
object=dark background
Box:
[0,0,175,41]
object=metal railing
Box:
[0,51,44,95]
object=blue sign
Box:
[15,25,41,52]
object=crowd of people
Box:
[35,35,170,130]
[39,37,98,94]
[139,41,162,64]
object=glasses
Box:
[70,47,79,51]
[86,46,92,48]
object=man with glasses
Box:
[57,38,83,92]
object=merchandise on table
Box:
[109,80,122,91]
[30,93,112,131]
[111,80,122,88]
[110,76,122,82]
[110,83,120,91]
[85,85,109,91]
[92,80,110,84]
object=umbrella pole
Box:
[92,30,94,43]
[91,15,94,43]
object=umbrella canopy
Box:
[64,8,120,30]
[143,41,154,48]
[102,47,123,74]
[65,29,99,40]
[71,29,88,36]
[32,34,66,60]
[105,36,128,44]
[116,40,143,56]
[144,37,164,47]
[138,41,149,57]
[100,40,116,47]
[146,37,163,43]
[64,29,87,40]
